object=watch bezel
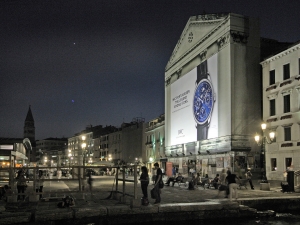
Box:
[193,78,214,125]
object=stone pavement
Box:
[0,176,300,224]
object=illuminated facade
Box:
[165,13,262,176]
[261,42,300,180]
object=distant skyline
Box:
[1,0,300,140]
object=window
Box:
[270,99,275,116]
[269,70,275,85]
[271,158,277,171]
[285,158,292,169]
[283,95,290,113]
[283,64,290,80]
[284,127,291,141]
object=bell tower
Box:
[24,105,35,143]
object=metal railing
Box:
[0,165,139,201]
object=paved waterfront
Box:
[1,175,299,207]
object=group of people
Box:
[13,169,45,201]
[139,162,163,206]
[159,166,255,202]
[216,168,254,201]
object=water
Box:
[80,213,300,225]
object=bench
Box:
[238,179,248,189]
[196,178,209,189]
[172,177,187,187]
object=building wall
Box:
[261,43,300,180]
[145,114,165,171]
[67,132,93,166]
[120,121,146,164]
[164,13,261,175]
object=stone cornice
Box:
[165,77,171,86]
[230,30,249,44]
[199,49,208,61]
[176,68,183,79]
[217,33,230,50]
[261,43,300,66]
[165,15,230,72]
[281,88,293,95]
[267,91,279,99]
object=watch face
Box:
[193,78,214,124]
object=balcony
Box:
[266,85,277,91]
[267,117,277,123]
[280,80,292,87]
[280,114,292,120]
[281,142,293,148]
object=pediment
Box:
[166,14,229,71]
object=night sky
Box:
[1,0,300,140]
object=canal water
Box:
[80,213,300,225]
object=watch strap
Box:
[197,123,208,141]
[196,61,208,84]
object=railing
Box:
[0,165,139,202]
[295,170,300,186]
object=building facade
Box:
[36,137,68,166]
[164,13,262,177]
[145,114,165,172]
[67,131,93,166]
[261,42,300,180]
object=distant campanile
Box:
[24,105,35,143]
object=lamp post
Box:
[68,152,72,168]
[81,136,86,166]
[254,122,275,183]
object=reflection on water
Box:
[82,213,300,225]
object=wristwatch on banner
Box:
[193,60,215,141]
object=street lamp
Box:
[81,136,86,166]
[254,122,276,183]
[68,152,72,168]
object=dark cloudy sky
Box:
[1,0,299,140]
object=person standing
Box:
[16,170,27,201]
[226,170,240,201]
[172,167,176,177]
[245,168,254,189]
[161,167,165,178]
[217,169,227,197]
[36,170,45,199]
[153,163,162,204]
[57,169,62,182]
[139,166,149,206]
[87,170,93,194]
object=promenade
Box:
[1,175,300,224]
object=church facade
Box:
[164,13,262,176]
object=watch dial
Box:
[193,79,214,124]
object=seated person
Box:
[165,173,183,186]
[212,174,220,189]
[194,173,206,186]
[57,196,75,208]
[2,185,13,202]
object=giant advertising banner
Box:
[170,54,218,146]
